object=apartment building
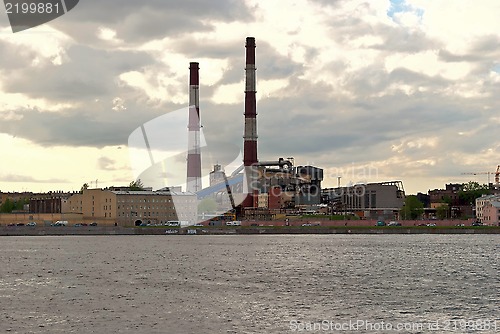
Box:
[476,194,500,225]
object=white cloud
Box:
[385,50,471,80]
[0,82,76,112]
[0,25,72,66]
[406,0,500,54]
[212,82,241,105]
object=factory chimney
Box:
[186,62,202,193]
[242,37,258,208]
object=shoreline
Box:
[1,225,500,236]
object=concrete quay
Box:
[1,226,500,236]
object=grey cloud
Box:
[0,174,68,183]
[53,0,254,44]
[174,38,304,87]
[0,99,184,147]
[98,156,117,170]
[1,43,155,101]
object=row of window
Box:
[119,212,179,218]
[117,198,173,203]
[117,205,176,210]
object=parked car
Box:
[226,221,241,226]
[52,221,68,226]
[387,221,401,226]
[376,221,386,226]
[89,222,98,226]
[472,221,483,226]
[27,222,37,227]
[426,223,437,227]
[301,223,312,227]
[16,223,25,226]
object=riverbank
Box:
[1,225,500,236]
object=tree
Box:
[80,183,89,193]
[436,204,449,220]
[0,198,14,213]
[14,198,29,211]
[459,181,490,204]
[401,195,424,220]
[129,179,145,190]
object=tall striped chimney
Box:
[186,62,202,193]
[242,37,258,208]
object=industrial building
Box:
[29,192,74,214]
[322,181,405,219]
[190,37,324,221]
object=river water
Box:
[0,235,499,333]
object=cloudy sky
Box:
[0,0,499,194]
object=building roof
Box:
[476,194,500,201]
[111,191,195,196]
[490,201,500,208]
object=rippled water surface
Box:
[0,235,499,333]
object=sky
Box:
[0,0,499,195]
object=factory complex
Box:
[1,37,499,228]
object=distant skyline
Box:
[0,0,499,194]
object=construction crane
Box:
[496,165,500,188]
[461,165,500,186]
[222,172,236,211]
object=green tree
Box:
[0,198,15,213]
[129,179,145,190]
[436,204,449,220]
[459,181,490,204]
[401,195,424,220]
[80,183,89,193]
[14,198,29,211]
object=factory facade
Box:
[322,181,405,219]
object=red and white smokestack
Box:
[186,62,202,193]
[243,37,258,208]
[244,37,257,166]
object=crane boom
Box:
[461,166,500,186]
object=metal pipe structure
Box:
[242,37,258,208]
[257,158,293,171]
[186,62,202,193]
